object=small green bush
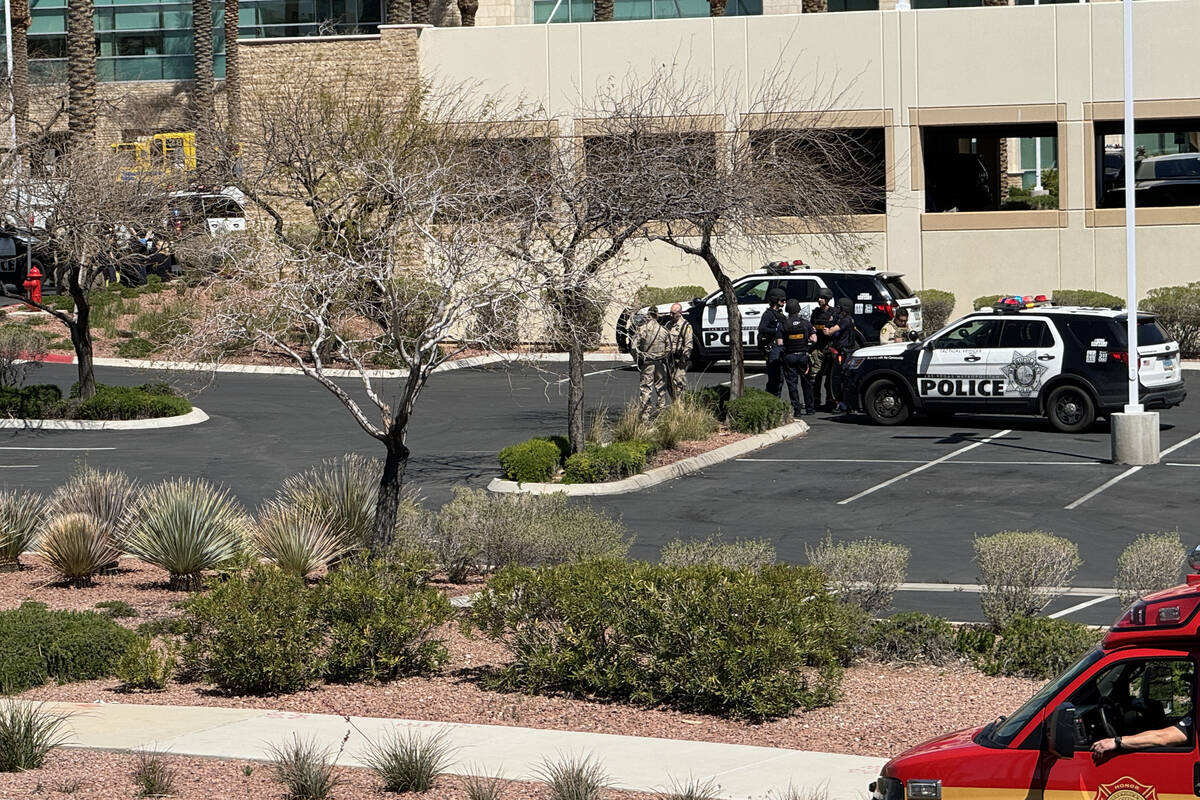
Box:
[116,337,156,359]
[1052,289,1125,309]
[725,388,789,434]
[116,636,178,691]
[181,566,324,695]
[611,401,657,445]
[498,438,562,483]
[984,617,1102,679]
[132,749,177,797]
[562,441,650,483]
[536,753,610,800]
[470,562,852,719]
[914,289,955,333]
[136,617,190,639]
[660,534,776,570]
[0,384,64,418]
[0,602,137,694]
[633,286,707,310]
[973,294,1002,311]
[975,531,1081,630]
[267,735,340,800]
[0,701,72,772]
[954,624,998,664]
[73,383,191,420]
[37,512,120,587]
[805,535,909,614]
[652,398,718,451]
[867,613,956,665]
[688,385,731,421]
[361,729,454,793]
[95,600,137,618]
[1114,532,1185,605]
[1143,282,1200,357]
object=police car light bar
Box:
[764,261,796,274]
[994,294,1052,312]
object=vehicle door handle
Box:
[964,355,981,362]
[1038,354,1056,361]
[745,311,760,316]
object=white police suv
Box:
[616,261,923,369]
[842,295,1187,433]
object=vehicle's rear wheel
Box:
[864,378,911,426]
[1046,385,1096,433]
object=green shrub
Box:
[361,729,454,793]
[536,754,610,800]
[498,438,562,483]
[0,602,138,694]
[37,513,120,587]
[660,534,775,570]
[1114,532,1185,606]
[95,600,137,618]
[984,617,1102,679]
[130,302,193,343]
[116,636,177,691]
[973,294,1002,311]
[805,535,909,614]
[687,385,732,421]
[867,613,956,665]
[275,454,382,556]
[136,616,190,639]
[725,388,789,434]
[267,735,340,800]
[181,566,324,694]
[470,562,852,719]
[312,555,451,684]
[611,401,657,445]
[0,490,46,567]
[132,750,177,797]
[0,384,64,418]
[914,289,955,333]
[562,441,650,483]
[117,337,156,359]
[252,502,347,579]
[0,325,49,389]
[1143,282,1200,357]
[633,286,707,310]
[0,701,72,772]
[974,531,1080,630]
[652,398,718,451]
[954,624,997,663]
[1051,289,1125,309]
[73,383,191,420]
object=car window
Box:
[201,198,244,218]
[1063,318,1119,350]
[1135,319,1172,346]
[826,276,881,304]
[1067,657,1195,748]
[932,319,1001,349]
[0,238,15,258]
[883,276,913,299]
[733,280,771,304]
[783,279,818,303]
[999,320,1054,349]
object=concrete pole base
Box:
[1111,411,1161,465]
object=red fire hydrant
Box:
[23,265,42,306]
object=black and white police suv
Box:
[616,261,923,369]
[843,295,1187,433]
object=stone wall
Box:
[26,80,213,149]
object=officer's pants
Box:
[765,345,784,397]
[813,347,835,407]
[782,352,814,415]
[638,358,670,417]
[830,348,854,408]
[669,359,688,401]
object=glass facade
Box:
[238,0,381,39]
[534,0,761,23]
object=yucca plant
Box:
[535,754,610,800]
[252,502,348,578]
[38,513,120,587]
[0,490,47,567]
[362,729,455,793]
[124,479,249,590]
[267,734,341,800]
[0,700,73,772]
[49,466,136,544]
[276,454,379,555]
[464,772,508,800]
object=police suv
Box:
[616,261,923,369]
[843,295,1187,433]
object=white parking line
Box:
[719,374,767,386]
[836,429,1013,505]
[0,446,116,451]
[740,458,1104,465]
[1066,429,1200,509]
[1049,595,1117,619]
[1167,462,1200,467]
[554,368,619,384]
[0,465,38,469]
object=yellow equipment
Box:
[111,132,197,180]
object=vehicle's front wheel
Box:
[864,378,911,426]
[1046,384,1096,433]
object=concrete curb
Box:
[488,420,810,496]
[0,407,209,431]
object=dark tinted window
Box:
[733,280,771,304]
[883,276,913,299]
[826,276,882,304]
[1062,318,1120,350]
[932,318,1001,349]
[0,238,15,258]
[782,279,819,303]
[1108,317,1174,347]
[202,198,244,218]
[999,320,1054,348]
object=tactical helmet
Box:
[817,287,834,301]
[785,298,801,315]
[836,297,854,312]
[766,287,787,304]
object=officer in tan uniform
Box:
[632,307,671,418]
[663,302,693,401]
[879,307,913,344]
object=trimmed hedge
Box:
[914,289,955,333]
[1144,282,1200,357]
[1052,289,1124,309]
[973,294,1002,311]
[563,441,650,483]
[73,383,191,420]
[983,617,1101,679]
[0,602,138,694]
[0,385,63,418]
[498,438,562,483]
[471,562,854,719]
[725,388,790,434]
[868,612,956,665]
[633,285,708,310]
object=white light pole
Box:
[1111,0,1160,466]
[4,0,15,156]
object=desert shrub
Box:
[72,383,190,420]
[116,337,156,359]
[972,294,1002,311]
[116,636,178,691]
[805,535,909,614]
[181,565,324,694]
[1143,282,1200,357]
[132,750,177,797]
[0,602,137,694]
[652,398,718,451]
[666,777,720,800]
[660,534,775,570]
[688,385,732,421]
[465,774,508,800]
[95,600,137,618]
[49,466,136,545]
[37,513,120,587]
[267,735,340,800]
[984,617,1102,679]
[867,613,957,665]
[0,701,72,772]
[536,754,609,800]
[1052,289,1124,309]
[914,289,955,333]
[974,531,1080,630]
[725,388,790,434]
[362,729,454,793]
[562,441,650,483]
[1114,532,1185,605]
[0,490,46,566]
[611,401,657,444]
[123,478,249,590]
[470,562,852,719]
[0,326,48,389]
[312,555,451,684]
[130,302,193,344]
[633,286,707,310]
[275,454,382,555]
[0,384,64,417]
[135,616,189,639]
[498,438,562,483]
[252,502,347,579]
[954,624,998,664]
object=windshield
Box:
[984,648,1104,747]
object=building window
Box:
[922,123,1059,212]
[1094,118,1200,209]
[534,0,760,23]
[238,0,383,38]
[749,127,887,216]
[827,0,879,10]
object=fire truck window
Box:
[1068,658,1195,747]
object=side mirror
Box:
[691,297,703,307]
[1046,702,1076,759]
[907,330,921,342]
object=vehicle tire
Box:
[864,378,911,426]
[1046,384,1096,433]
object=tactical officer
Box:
[757,287,788,398]
[823,297,858,413]
[879,307,912,344]
[632,306,670,419]
[663,302,693,400]
[781,298,817,416]
[810,287,836,410]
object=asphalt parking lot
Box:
[3,359,1197,625]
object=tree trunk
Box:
[567,339,586,454]
[708,0,725,16]
[223,0,240,146]
[709,265,744,399]
[456,0,477,25]
[67,271,96,399]
[996,137,1010,205]
[412,0,430,24]
[10,0,31,146]
[193,0,215,168]
[801,0,826,11]
[371,433,410,555]
[387,0,412,24]
[594,0,613,21]
[66,0,97,147]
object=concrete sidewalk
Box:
[43,702,884,800]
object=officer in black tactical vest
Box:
[823,297,858,414]
[810,287,836,410]
[780,298,817,416]
[757,287,788,398]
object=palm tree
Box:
[66,0,97,146]
[595,0,613,20]
[9,0,31,145]
[224,0,240,145]
[192,0,215,168]
[457,0,478,25]
[708,0,724,16]
[387,0,412,24]
[412,0,430,24]
[801,0,827,11]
